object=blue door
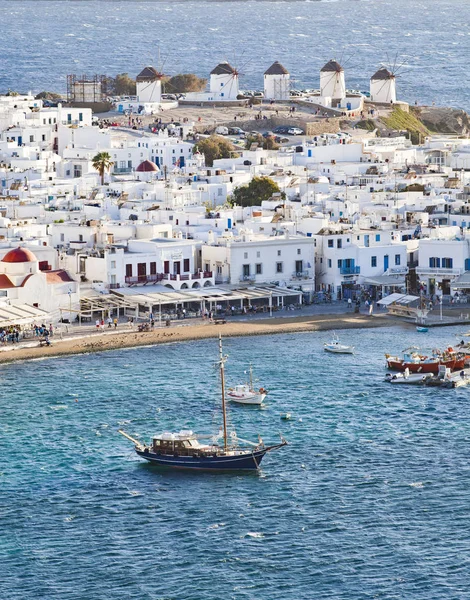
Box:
[118,105,123,113]
[227,218,232,229]
[154,157,160,167]
[18,136,22,146]
[364,234,369,247]
[384,255,389,271]
[179,156,185,168]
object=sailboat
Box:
[119,335,286,470]
[227,365,268,405]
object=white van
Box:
[215,126,229,135]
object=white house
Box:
[77,237,213,291]
[370,68,397,104]
[264,62,290,101]
[201,230,315,293]
[416,237,469,296]
[314,228,408,299]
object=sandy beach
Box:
[0,313,396,365]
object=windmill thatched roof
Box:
[136,66,163,82]
[210,62,237,76]
[321,60,343,73]
[371,68,394,81]
[264,61,289,75]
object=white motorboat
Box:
[385,370,432,385]
[227,365,268,405]
[324,333,354,354]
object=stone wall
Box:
[195,115,343,136]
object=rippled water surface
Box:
[2,326,470,598]
[1,0,469,110]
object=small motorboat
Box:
[227,365,268,405]
[324,333,354,354]
[385,368,432,385]
[416,326,428,333]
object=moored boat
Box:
[324,333,354,354]
[227,365,268,405]
[119,335,286,471]
[385,346,467,374]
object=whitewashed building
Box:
[264,62,290,101]
[370,68,397,104]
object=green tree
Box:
[92,152,114,185]
[232,176,282,207]
[113,73,136,96]
[165,73,207,93]
[35,91,63,100]
[193,135,236,167]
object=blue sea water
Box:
[2,326,470,599]
[0,0,469,110]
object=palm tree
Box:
[92,152,114,185]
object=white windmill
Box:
[209,62,240,101]
[320,60,346,104]
[370,68,397,104]
[264,61,290,101]
[136,66,165,103]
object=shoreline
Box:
[0,313,398,365]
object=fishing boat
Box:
[324,332,354,354]
[227,365,268,405]
[119,335,287,471]
[385,346,467,374]
[416,326,428,333]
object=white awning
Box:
[0,303,50,327]
[451,272,470,290]
[364,275,406,286]
[377,293,419,306]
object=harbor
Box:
[2,0,470,598]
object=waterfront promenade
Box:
[0,306,393,364]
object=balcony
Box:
[292,270,312,279]
[125,271,213,285]
[113,167,133,174]
[340,266,360,275]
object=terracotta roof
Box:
[321,60,343,73]
[371,68,394,81]
[136,160,159,173]
[45,270,74,284]
[19,274,34,287]
[1,247,37,263]
[0,274,15,289]
[264,61,289,76]
[210,62,237,76]
[136,66,164,82]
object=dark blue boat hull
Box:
[136,448,271,470]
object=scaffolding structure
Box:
[66,74,108,103]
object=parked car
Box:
[287,127,304,135]
[273,126,290,134]
[253,91,264,98]
[262,131,274,138]
[215,126,229,135]
[228,127,245,136]
[274,136,289,144]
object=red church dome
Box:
[136,160,159,173]
[1,247,38,263]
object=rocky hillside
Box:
[412,106,470,136]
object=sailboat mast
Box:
[219,334,228,451]
[249,364,253,390]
